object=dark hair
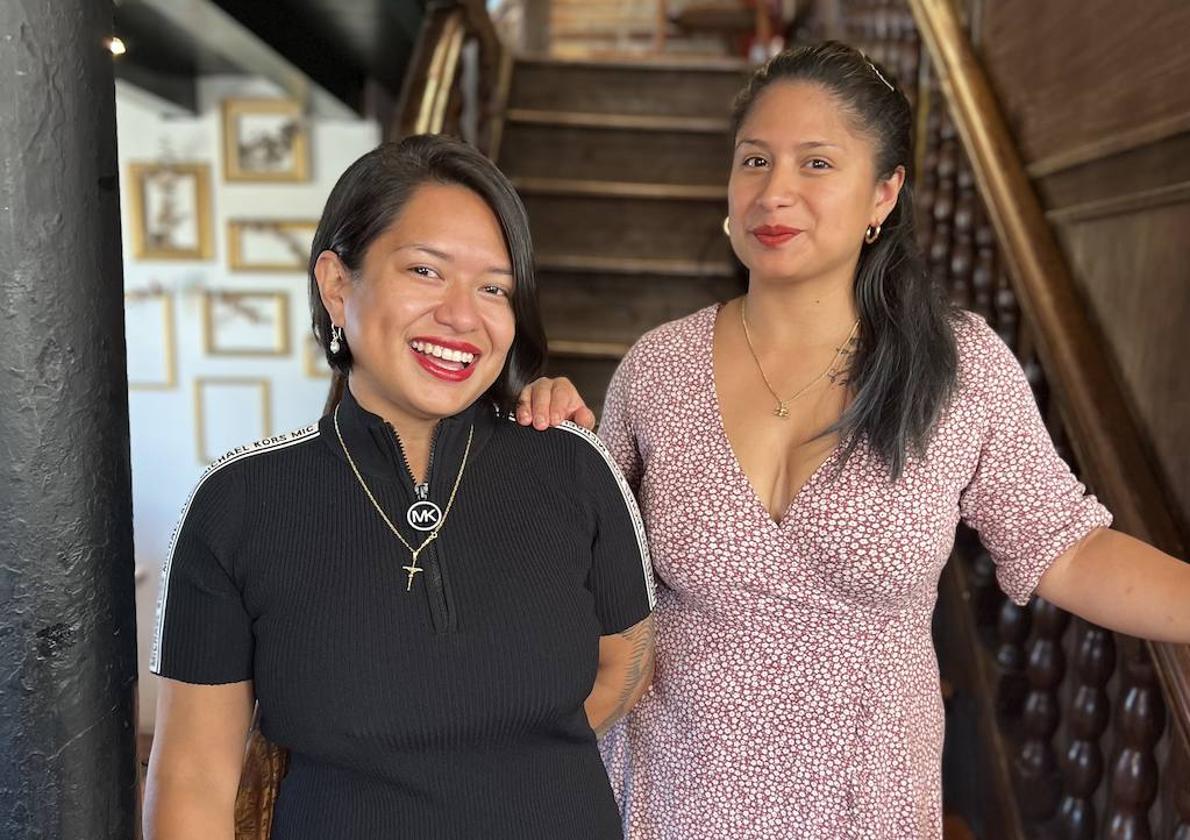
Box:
[308,134,546,414]
[731,41,958,480]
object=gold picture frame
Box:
[126,163,213,261]
[227,219,318,272]
[193,377,272,463]
[201,290,291,357]
[125,287,177,389]
[222,99,310,182]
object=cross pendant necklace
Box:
[401,534,438,591]
[741,301,860,419]
[333,404,473,593]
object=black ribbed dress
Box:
[150,387,655,839]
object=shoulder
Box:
[616,304,718,384]
[632,304,716,358]
[951,310,1024,392]
[188,423,323,506]
[494,416,631,483]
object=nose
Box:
[433,280,480,333]
[755,160,799,213]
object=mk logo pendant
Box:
[407,500,443,532]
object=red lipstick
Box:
[409,336,482,383]
[413,352,477,382]
[751,224,803,248]
[410,336,482,354]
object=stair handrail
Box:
[907,0,1190,745]
[392,0,511,157]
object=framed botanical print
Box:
[126,163,213,260]
[201,290,291,357]
[227,219,318,272]
[221,98,310,182]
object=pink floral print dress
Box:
[597,305,1111,839]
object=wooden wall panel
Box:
[1056,201,1190,533]
[978,0,1190,174]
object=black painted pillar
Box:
[0,2,138,839]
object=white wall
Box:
[118,77,380,732]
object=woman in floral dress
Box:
[518,42,1190,838]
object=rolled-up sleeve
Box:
[958,317,1112,605]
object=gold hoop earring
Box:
[864,224,882,244]
[723,216,731,237]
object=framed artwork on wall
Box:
[201,290,291,357]
[221,99,310,182]
[193,377,272,463]
[227,219,318,272]
[126,163,213,260]
[125,286,177,389]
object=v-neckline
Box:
[704,303,846,528]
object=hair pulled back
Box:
[732,41,958,479]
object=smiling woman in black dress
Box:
[143,135,656,840]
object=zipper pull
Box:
[415,482,430,501]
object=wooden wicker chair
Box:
[233,708,289,840]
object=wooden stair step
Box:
[549,339,631,359]
[536,254,736,278]
[514,177,725,201]
[505,108,731,134]
[510,58,748,119]
[501,120,730,186]
[541,355,618,418]
[523,191,730,261]
[537,268,740,351]
[516,53,748,72]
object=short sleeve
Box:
[564,423,656,634]
[597,346,644,492]
[149,464,254,684]
[957,316,1113,605]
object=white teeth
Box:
[410,341,476,365]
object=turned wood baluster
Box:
[1107,641,1166,840]
[967,545,1001,635]
[1058,620,1116,840]
[993,269,1019,349]
[995,594,1031,719]
[1171,735,1190,839]
[948,164,976,312]
[1015,598,1070,821]
[916,104,942,247]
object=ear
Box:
[314,250,352,327]
[871,165,906,227]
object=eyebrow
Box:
[734,138,843,152]
[400,243,514,276]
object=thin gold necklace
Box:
[739,300,860,419]
[333,403,474,591]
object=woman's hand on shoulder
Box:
[515,376,596,431]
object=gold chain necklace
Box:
[333,403,474,591]
[740,300,860,419]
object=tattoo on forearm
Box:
[593,617,656,738]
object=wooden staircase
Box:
[549,0,726,57]
[498,55,749,411]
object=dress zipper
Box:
[385,421,453,632]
